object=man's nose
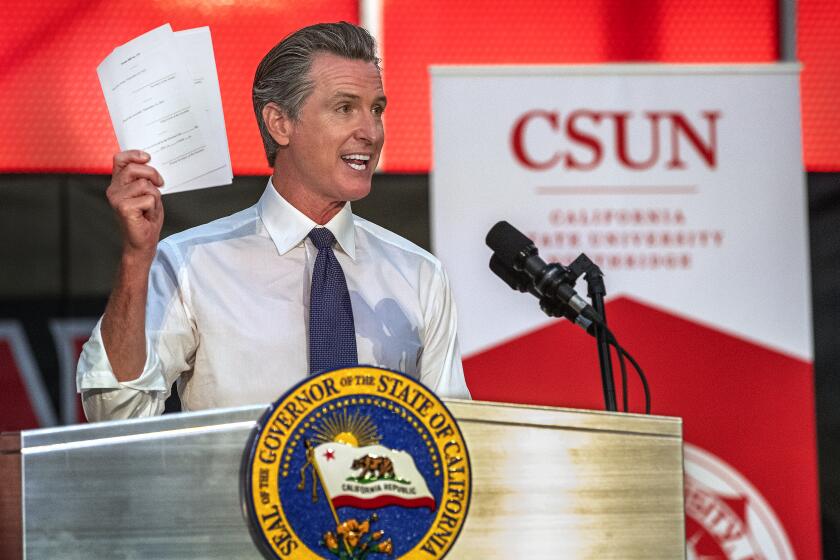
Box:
[354,111,382,144]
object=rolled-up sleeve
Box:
[419,263,471,400]
[76,241,197,421]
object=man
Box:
[76,22,470,421]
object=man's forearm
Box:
[101,250,155,382]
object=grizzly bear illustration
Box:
[351,455,395,480]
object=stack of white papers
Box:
[97,24,232,194]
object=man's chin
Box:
[342,181,373,202]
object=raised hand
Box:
[106,150,165,258]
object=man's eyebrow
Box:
[331,91,360,102]
[330,91,387,106]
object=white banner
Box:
[430,63,819,560]
[430,64,810,360]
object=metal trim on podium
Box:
[1,400,684,559]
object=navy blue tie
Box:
[307,228,358,374]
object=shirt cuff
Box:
[76,319,169,393]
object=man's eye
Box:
[372,105,385,116]
[337,104,351,113]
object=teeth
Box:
[342,154,370,161]
[348,162,365,171]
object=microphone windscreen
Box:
[489,254,529,292]
[486,221,534,267]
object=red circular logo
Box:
[684,444,794,560]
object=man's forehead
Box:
[308,52,384,95]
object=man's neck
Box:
[270,174,345,225]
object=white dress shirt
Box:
[77,181,470,421]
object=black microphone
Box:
[489,253,534,294]
[486,221,603,325]
[489,254,596,335]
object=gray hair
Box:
[252,22,381,167]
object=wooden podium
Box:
[0,400,684,559]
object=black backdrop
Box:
[1,171,838,556]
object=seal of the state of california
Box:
[242,366,471,559]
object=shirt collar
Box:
[258,179,357,261]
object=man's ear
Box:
[262,102,293,147]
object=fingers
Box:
[117,163,164,187]
[119,177,163,200]
[108,178,162,214]
[107,155,164,214]
[112,149,149,171]
[111,151,164,187]
[107,152,165,254]
[118,193,160,218]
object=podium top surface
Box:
[16,399,681,450]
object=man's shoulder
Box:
[352,215,443,270]
[160,204,261,254]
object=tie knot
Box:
[308,227,336,250]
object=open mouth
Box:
[341,153,371,171]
